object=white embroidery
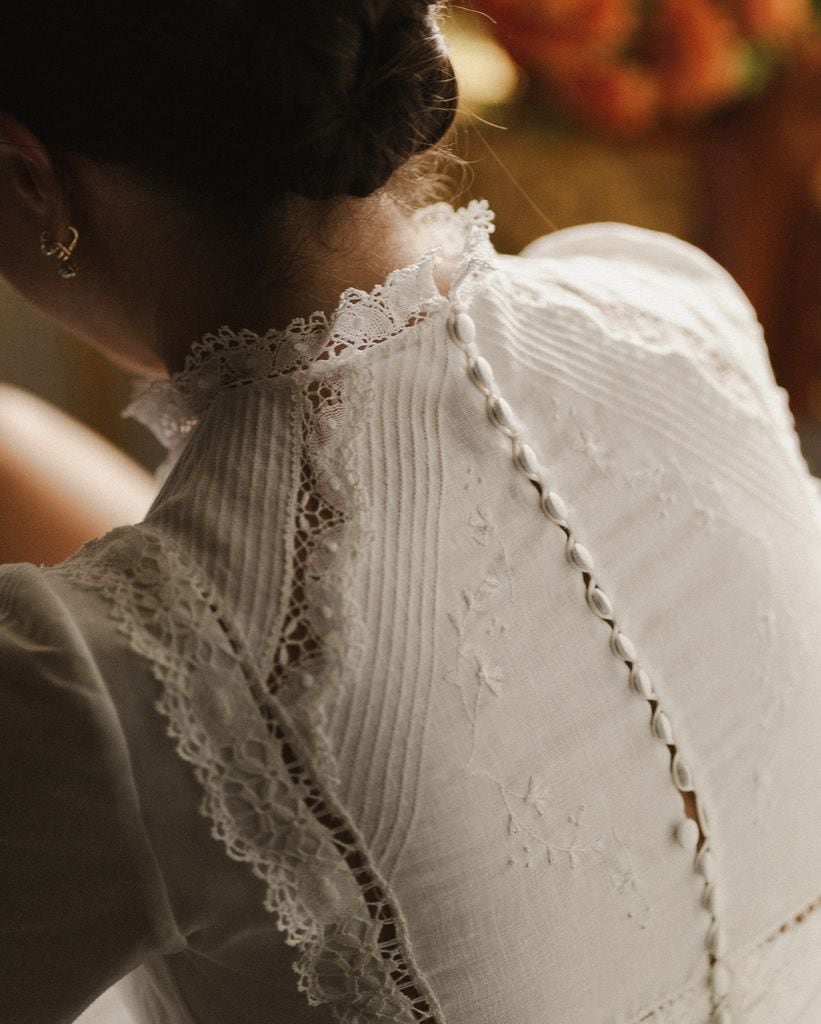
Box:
[445,304,733,1010]
[448,480,609,873]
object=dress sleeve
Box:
[518,222,811,474]
[0,564,184,1024]
[519,221,761,323]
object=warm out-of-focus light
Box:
[813,160,821,212]
[445,18,521,110]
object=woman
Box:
[0,3,819,1023]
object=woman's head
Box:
[0,2,459,374]
[0,0,458,203]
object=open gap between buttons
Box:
[524,462,709,854]
[646,695,708,854]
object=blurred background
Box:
[0,0,819,475]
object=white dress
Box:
[1,201,819,1024]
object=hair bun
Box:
[336,4,458,198]
[284,2,459,200]
[0,1,458,204]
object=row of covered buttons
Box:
[447,306,734,1023]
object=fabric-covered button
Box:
[515,442,540,479]
[488,396,518,435]
[449,311,476,347]
[672,752,695,791]
[586,585,613,619]
[697,847,716,882]
[630,666,655,700]
[612,631,637,662]
[568,541,595,574]
[676,817,700,851]
[711,961,732,998]
[541,490,567,523]
[468,356,495,394]
[652,707,674,744]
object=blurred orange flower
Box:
[733,0,815,38]
[472,0,821,136]
[650,0,746,113]
[555,62,663,137]
[479,0,638,68]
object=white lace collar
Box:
[125,200,496,460]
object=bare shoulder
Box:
[0,385,157,565]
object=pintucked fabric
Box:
[1,201,819,1024]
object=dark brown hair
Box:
[0,1,458,202]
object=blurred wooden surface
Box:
[698,42,821,426]
[453,110,701,252]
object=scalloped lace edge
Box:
[53,525,445,1023]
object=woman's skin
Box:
[0,113,456,563]
[0,115,456,378]
[0,384,157,565]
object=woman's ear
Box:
[0,113,61,218]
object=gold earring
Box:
[40,225,79,279]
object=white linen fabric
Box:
[1,201,820,1024]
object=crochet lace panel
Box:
[263,360,374,790]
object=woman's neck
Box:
[67,168,455,377]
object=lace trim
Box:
[52,528,444,1023]
[262,361,375,791]
[124,199,496,469]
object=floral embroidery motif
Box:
[524,776,549,816]
[448,469,609,873]
[691,502,718,532]
[570,412,615,476]
[607,828,653,931]
[467,506,495,547]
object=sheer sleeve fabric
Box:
[0,563,184,1024]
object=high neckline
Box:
[125,200,496,463]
